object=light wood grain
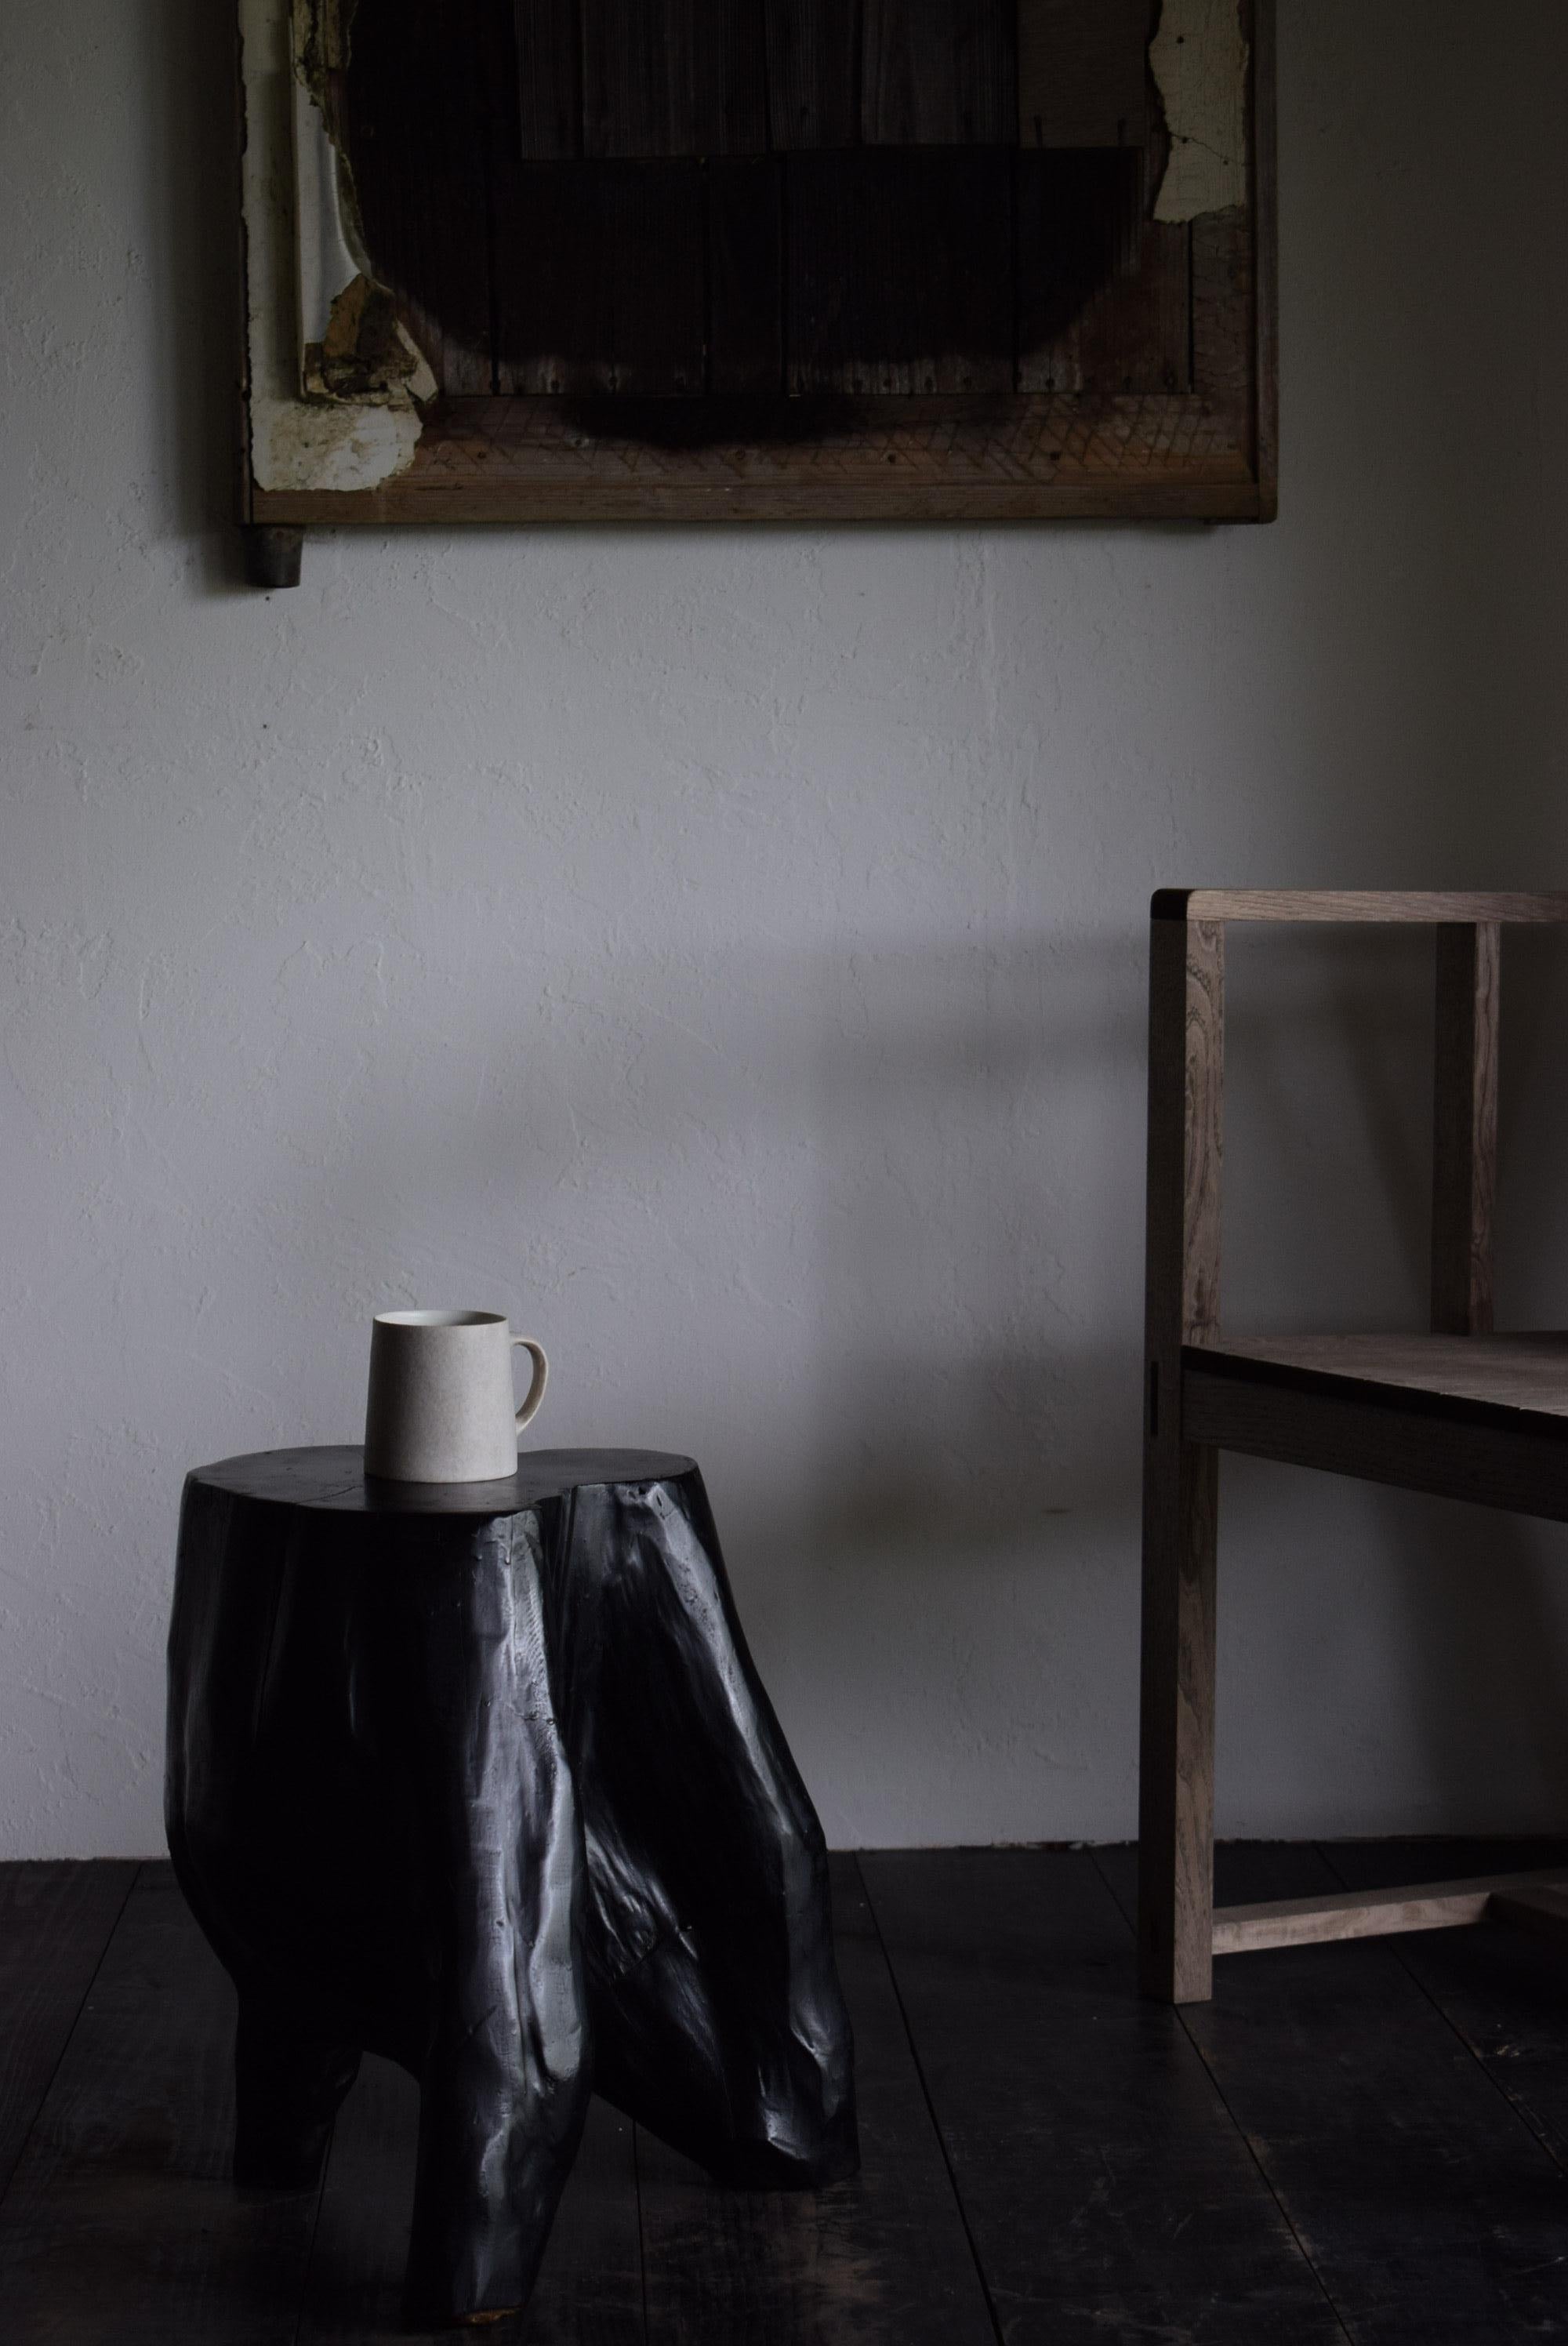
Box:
[1431,924,1499,1338]
[1138,915,1225,2003]
[1142,870,1568,2008]
[1183,1342,1568,1526]
[1212,1868,1568,1957]
[1181,924,1225,1347]
[1153,890,1568,925]
[252,479,1267,527]
[1203,1331,1568,1418]
[249,389,1260,528]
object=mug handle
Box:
[513,1338,549,1436]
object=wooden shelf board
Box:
[1184,1335,1568,1524]
[1210,1331,1568,1418]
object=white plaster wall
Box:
[5,2,1568,1858]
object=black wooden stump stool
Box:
[165,1447,858,2327]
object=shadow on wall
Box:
[258,913,1568,1830]
[1215,921,1568,1831]
[135,0,1568,1822]
[1225,928,1435,1313]
[295,926,1156,1545]
[1375,1495,1568,1832]
[800,929,1146,1564]
[146,0,252,592]
[799,921,1568,1836]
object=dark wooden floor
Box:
[4,1842,1568,2342]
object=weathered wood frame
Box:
[1138,890,1568,2003]
[239,0,1278,536]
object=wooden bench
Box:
[1138,890,1568,2002]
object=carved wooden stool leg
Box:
[563,1474,858,2187]
[233,1996,360,2189]
[397,1520,593,2327]
[167,1449,858,2330]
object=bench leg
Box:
[1138,1439,1218,2003]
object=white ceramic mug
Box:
[363,1309,549,1483]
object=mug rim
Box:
[374,1308,505,1330]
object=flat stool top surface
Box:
[188,1444,699,1518]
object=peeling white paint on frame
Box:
[291,73,359,352]
[241,0,426,495]
[1150,0,1250,224]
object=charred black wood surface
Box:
[163,1447,857,2327]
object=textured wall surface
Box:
[5,2,1568,1858]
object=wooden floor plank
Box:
[863,1847,1341,2344]
[0,1861,136,2203]
[0,1861,319,2345]
[1102,1842,1568,2344]
[1319,1836,1568,2177]
[637,1851,995,2345]
[10,1843,1568,2342]
[297,2059,644,2344]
